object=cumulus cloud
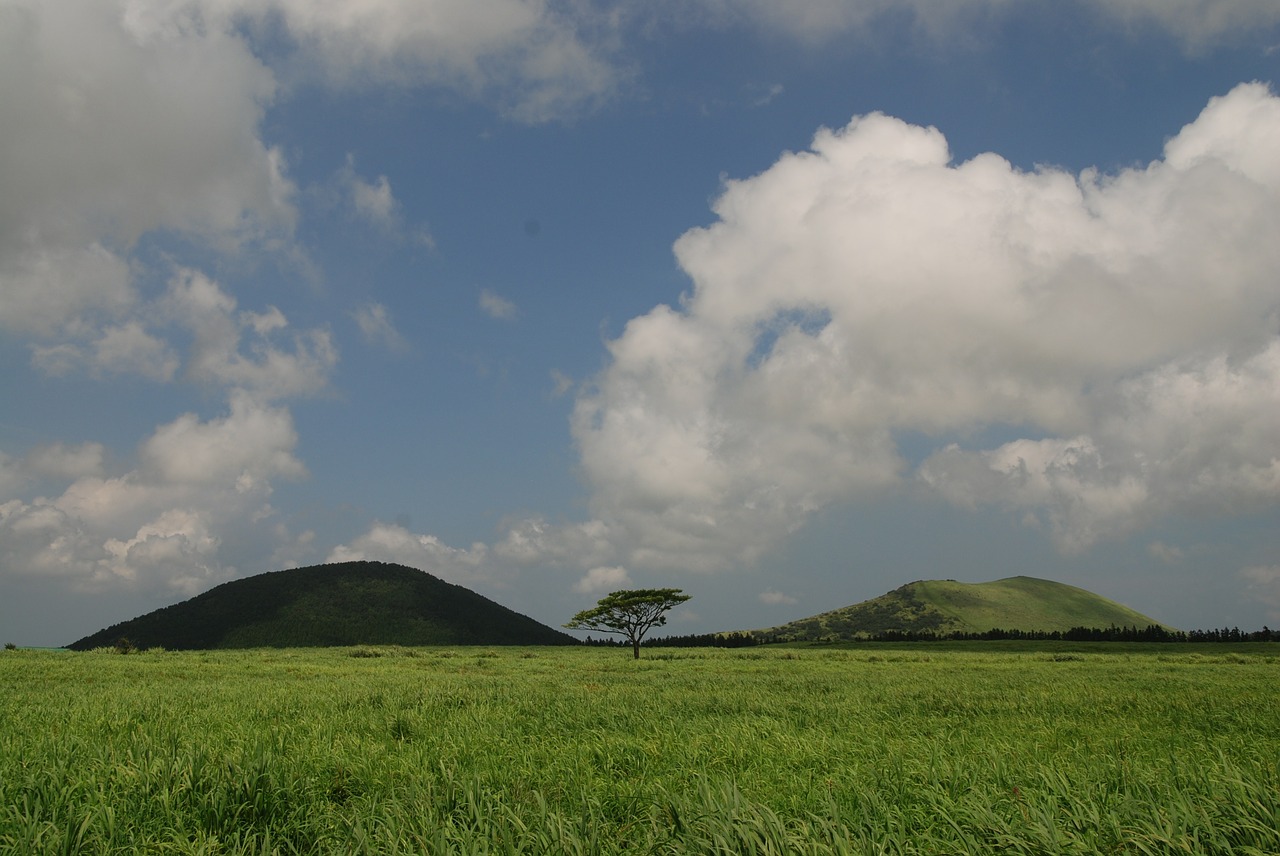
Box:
[0,456,24,501]
[0,443,107,503]
[140,391,307,487]
[0,245,135,339]
[920,342,1280,550]
[314,82,1280,581]
[0,393,305,594]
[759,589,797,605]
[573,566,633,594]
[23,443,106,482]
[326,522,492,585]
[352,302,410,352]
[1088,0,1280,50]
[128,0,624,122]
[346,168,398,229]
[493,516,617,569]
[28,266,337,399]
[161,269,338,399]
[0,0,622,608]
[562,82,1280,570]
[0,0,293,337]
[3,0,602,368]
[479,289,520,321]
[550,370,576,398]
[100,508,223,592]
[91,322,182,381]
[333,156,434,247]
[32,322,181,381]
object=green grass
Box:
[758,576,1169,640]
[2,644,1278,854]
[910,577,1168,633]
[68,562,575,651]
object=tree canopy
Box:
[564,588,691,658]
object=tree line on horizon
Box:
[579,624,1278,648]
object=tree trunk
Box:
[632,639,641,659]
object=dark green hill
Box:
[67,561,576,650]
[755,576,1170,642]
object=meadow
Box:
[2,643,1278,855]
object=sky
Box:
[2,0,1280,647]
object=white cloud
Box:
[91,322,181,381]
[479,289,520,321]
[333,156,434,247]
[0,244,135,338]
[349,171,397,228]
[550,370,575,398]
[0,456,23,501]
[565,83,1280,570]
[137,0,625,123]
[1240,565,1280,623]
[352,302,410,352]
[0,0,616,360]
[0,0,293,336]
[101,508,226,594]
[573,566,632,594]
[29,323,182,381]
[0,393,306,594]
[162,269,338,399]
[0,494,239,595]
[0,443,106,502]
[0,0,624,609]
[919,437,1153,552]
[3,0,1273,350]
[920,341,1280,550]
[1087,0,1280,50]
[27,267,336,397]
[645,0,1280,50]
[23,443,106,482]
[759,589,797,605]
[493,516,617,569]
[140,391,306,487]
[372,83,1280,581]
[751,83,784,108]
[267,525,317,571]
[1149,542,1185,564]
[326,522,492,585]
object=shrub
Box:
[3,642,16,651]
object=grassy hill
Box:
[755,576,1169,642]
[67,561,576,650]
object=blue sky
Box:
[2,0,1279,646]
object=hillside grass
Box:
[69,562,575,650]
[758,576,1169,640]
[2,643,1278,854]
[911,577,1166,633]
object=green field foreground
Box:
[2,644,1278,854]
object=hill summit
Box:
[68,561,576,650]
[755,576,1169,642]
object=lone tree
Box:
[565,588,691,659]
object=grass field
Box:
[2,643,1278,854]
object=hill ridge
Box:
[755,575,1169,642]
[68,561,575,650]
